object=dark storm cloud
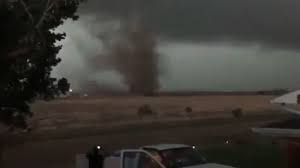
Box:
[54,0,300,92]
[79,0,300,49]
[74,0,162,94]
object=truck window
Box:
[123,151,163,168]
[160,147,206,168]
[143,149,162,162]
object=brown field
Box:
[29,95,277,131]
[1,95,287,168]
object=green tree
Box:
[0,0,84,129]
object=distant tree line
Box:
[256,89,289,96]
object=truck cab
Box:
[77,144,235,168]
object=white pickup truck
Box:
[76,144,235,168]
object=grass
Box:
[202,143,285,168]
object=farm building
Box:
[253,90,300,168]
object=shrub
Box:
[232,108,243,119]
[137,104,157,119]
[185,107,193,113]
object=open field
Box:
[0,95,288,168]
[29,95,277,131]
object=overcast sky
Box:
[53,0,300,91]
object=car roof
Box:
[142,144,191,151]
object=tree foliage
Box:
[0,0,84,128]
